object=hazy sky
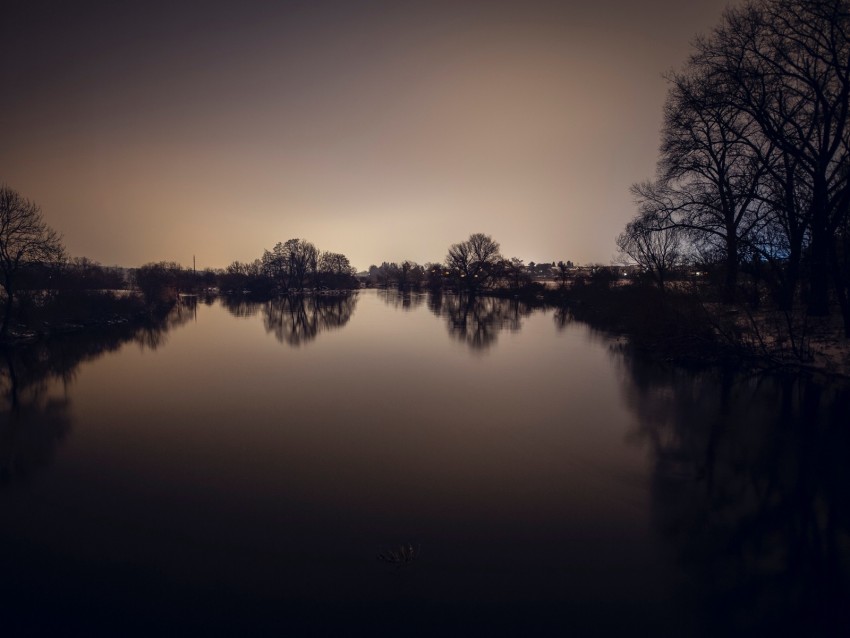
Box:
[1,0,737,270]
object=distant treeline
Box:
[14,233,576,300]
[8,240,359,300]
[364,233,575,292]
[0,191,366,339]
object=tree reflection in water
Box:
[620,354,850,636]
[377,289,425,312]
[219,295,262,319]
[260,293,358,347]
[553,305,571,331]
[0,301,195,486]
[0,350,71,487]
[134,296,198,351]
[425,292,535,350]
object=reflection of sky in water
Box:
[0,290,847,635]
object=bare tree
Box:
[0,187,65,338]
[368,262,400,287]
[694,0,850,315]
[260,244,287,286]
[628,0,850,324]
[503,257,531,290]
[318,252,351,276]
[317,251,356,289]
[445,233,502,290]
[649,66,772,299]
[617,216,683,290]
[262,239,319,291]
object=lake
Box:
[1,289,847,636]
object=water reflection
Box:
[620,354,850,636]
[377,289,426,312]
[219,293,360,346]
[3,290,849,635]
[378,289,540,350]
[262,294,358,346]
[553,305,571,331]
[0,303,195,486]
[427,292,536,350]
[135,296,198,350]
[219,294,262,318]
[0,349,71,487]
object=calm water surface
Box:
[1,290,848,636]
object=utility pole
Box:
[193,255,196,274]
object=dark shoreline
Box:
[4,285,848,380]
[419,282,850,381]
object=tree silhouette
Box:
[445,233,503,291]
[0,186,65,338]
[696,0,850,315]
[617,215,683,290]
[627,0,850,324]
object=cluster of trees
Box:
[8,258,127,296]
[60,258,126,290]
[221,239,357,294]
[366,234,507,290]
[133,262,195,304]
[366,261,427,288]
[2,183,581,343]
[118,241,359,306]
[619,0,850,333]
[0,182,363,338]
[367,233,575,292]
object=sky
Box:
[1,0,738,271]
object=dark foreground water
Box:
[1,290,848,636]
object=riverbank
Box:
[1,291,176,347]
[5,284,849,378]
[412,280,850,378]
[549,282,850,379]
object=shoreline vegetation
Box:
[1,255,847,380]
[0,189,847,377]
[2,0,848,379]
